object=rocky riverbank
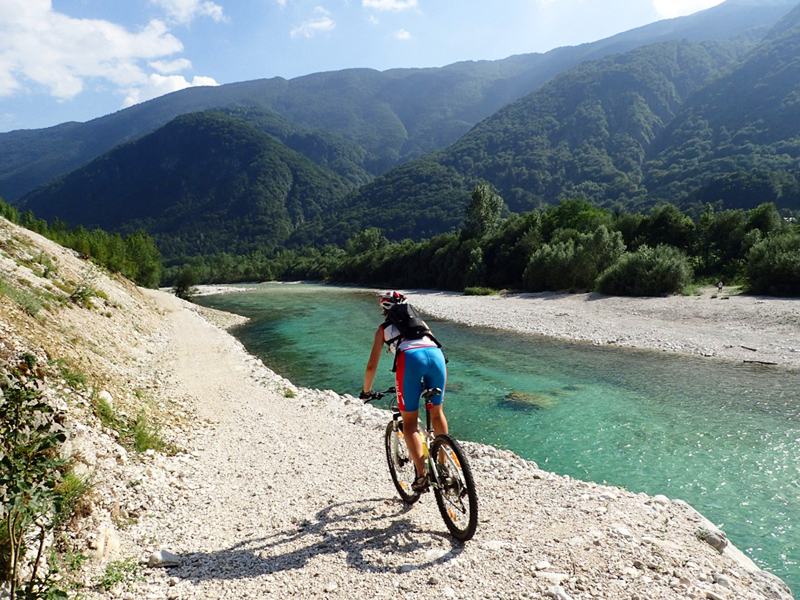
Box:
[406,289,800,370]
[0,220,795,600]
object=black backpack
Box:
[383,302,429,343]
[383,302,444,371]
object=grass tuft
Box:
[55,359,88,389]
[0,276,44,316]
[97,558,142,591]
[131,413,178,455]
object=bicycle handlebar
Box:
[362,386,442,405]
[362,387,396,404]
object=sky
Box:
[0,0,728,133]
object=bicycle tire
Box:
[430,434,478,541]
[384,421,421,504]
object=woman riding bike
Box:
[361,291,448,492]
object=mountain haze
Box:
[334,4,800,242]
[0,0,795,202]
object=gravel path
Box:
[77,290,793,600]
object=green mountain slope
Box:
[338,39,751,241]
[645,2,800,200]
[18,112,352,258]
[0,0,794,201]
[214,107,372,186]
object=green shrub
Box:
[463,286,500,296]
[745,231,800,297]
[523,226,626,291]
[172,267,199,300]
[523,239,578,291]
[0,364,67,598]
[596,244,693,297]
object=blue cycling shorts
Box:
[395,346,446,413]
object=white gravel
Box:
[405,288,800,370]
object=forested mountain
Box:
[0,0,794,202]
[645,2,800,201]
[214,107,372,186]
[18,112,351,258]
[336,4,800,242]
[336,39,752,241]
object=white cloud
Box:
[122,74,219,107]
[368,15,379,24]
[0,0,217,107]
[394,28,411,40]
[150,0,226,25]
[149,58,192,74]
[652,0,725,19]
[362,0,417,12]
[276,0,287,5]
[291,7,336,38]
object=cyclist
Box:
[361,291,448,492]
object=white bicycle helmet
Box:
[379,290,406,310]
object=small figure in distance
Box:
[717,281,724,294]
[361,291,448,492]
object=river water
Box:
[196,283,800,592]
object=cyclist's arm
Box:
[363,327,384,394]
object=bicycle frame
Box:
[387,388,446,490]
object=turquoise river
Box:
[196,283,800,593]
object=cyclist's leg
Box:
[396,350,426,476]
[430,405,448,438]
[400,410,425,476]
[423,347,448,437]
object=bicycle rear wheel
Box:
[384,421,421,504]
[430,434,478,541]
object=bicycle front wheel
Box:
[384,421,421,504]
[430,434,478,541]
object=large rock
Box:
[93,524,120,560]
[148,550,181,568]
[501,391,554,411]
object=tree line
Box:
[0,198,162,288]
[5,185,799,298]
[166,185,800,298]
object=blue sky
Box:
[0,0,726,132]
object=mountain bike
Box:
[364,387,478,541]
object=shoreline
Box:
[396,287,800,370]
[196,283,800,369]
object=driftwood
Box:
[740,345,758,352]
[743,360,778,366]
